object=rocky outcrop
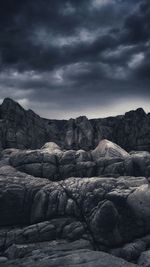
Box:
[1,241,138,267]
[6,140,150,179]
[0,98,49,149]
[0,98,150,152]
[1,143,150,265]
[0,167,148,232]
[1,98,150,266]
[92,139,129,159]
[0,163,150,266]
[138,250,150,266]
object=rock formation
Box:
[6,140,150,179]
[0,163,146,266]
[0,98,150,152]
[1,98,150,266]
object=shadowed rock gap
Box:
[55,154,99,251]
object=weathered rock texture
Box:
[1,99,150,266]
[1,241,138,267]
[7,140,150,179]
[0,165,146,266]
[1,98,150,151]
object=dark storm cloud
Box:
[123,0,150,44]
[132,48,150,81]
[0,0,150,118]
[0,0,140,70]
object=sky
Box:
[0,0,150,119]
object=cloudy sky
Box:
[0,0,150,119]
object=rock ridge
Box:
[0,98,150,151]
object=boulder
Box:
[41,142,62,154]
[127,184,150,231]
[92,139,129,160]
[138,250,150,267]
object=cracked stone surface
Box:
[0,161,150,266]
[0,99,150,266]
[7,139,150,180]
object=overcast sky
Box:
[0,0,150,119]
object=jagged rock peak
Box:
[92,139,129,159]
[1,98,22,108]
[125,107,146,118]
[0,98,25,117]
[1,98,40,119]
[0,98,27,123]
[75,115,88,122]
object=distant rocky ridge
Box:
[0,97,150,151]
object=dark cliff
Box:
[0,97,150,151]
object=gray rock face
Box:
[92,139,129,159]
[0,166,143,266]
[1,241,138,267]
[0,98,50,150]
[127,184,150,231]
[111,239,146,262]
[8,140,150,179]
[1,99,150,266]
[1,98,150,152]
[138,250,150,267]
[0,166,149,247]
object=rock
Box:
[8,140,143,180]
[0,169,50,226]
[92,139,129,160]
[1,98,150,267]
[0,219,86,251]
[0,98,150,152]
[111,239,146,262]
[5,244,31,260]
[41,142,62,154]
[64,116,94,150]
[127,184,150,231]
[75,150,91,162]
[0,247,138,267]
[138,250,150,267]
[0,169,149,249]
[0,161,147,266]
[103,161,125,177]
[91,200,121,246]
[5,239,92,260]
[0,98,49,149]
[116,176,148,188]
[130,151,150,177]
[0,257,7,263]
[8,139,150,180]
